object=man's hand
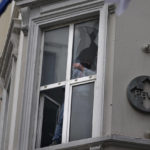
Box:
[73,63,84,72]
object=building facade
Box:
[0,0,150,150]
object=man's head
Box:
[80,61,91,69]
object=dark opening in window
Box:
[39,87,65,147]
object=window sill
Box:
[36,134,150,150]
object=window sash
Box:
[39,21,98,144]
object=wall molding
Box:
[0,19,21,87]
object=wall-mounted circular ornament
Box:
[127,76,150,113]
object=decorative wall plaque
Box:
[127,76,150,113]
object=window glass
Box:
[69,83,94,141]
[40,87,65,147]
[72,20,99,79]
[41,27,69,86]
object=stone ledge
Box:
[36,134,150,150]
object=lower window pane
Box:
[69,83,94,141]
[38,87,65,148]
[41,98,59,147]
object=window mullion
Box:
[62,83,71,143]
[63,83,72,142]
[92,4,108,138]
[66,24,74,81]
[62,24,74,143]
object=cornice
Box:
[14,0,67,8]
[32,0,104,26]
[15,0,116,33]
[16,0,105,35]
[40,0,102,14]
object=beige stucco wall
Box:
[0,3,13,57]
[0,2,13,118]
[104,0,150,139]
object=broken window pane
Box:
[41,27,69,86]
[69,83,94,141]
[39,87,65,147]
[72,20,99,79]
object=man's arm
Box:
[73,63,95,77]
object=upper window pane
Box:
[41,27,69,86]
[72,20,99,79]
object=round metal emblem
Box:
[127,76,150,113]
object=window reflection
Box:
[41,27,69,86]
[72,20,99,79]
[69,83,94,141]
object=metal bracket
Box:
[142,44,150,53]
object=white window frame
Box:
[36,4,108,147]
[36,94,61,147]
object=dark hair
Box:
[76,27,98,69]
[81,62,91,69]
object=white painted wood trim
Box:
[39,32,45,89]
[66,24,74,81]
[40,81,66,91]
[70,75,96,85]
[66,84,72,142]
[32,30,45,150]
[43,95,61,107]
[18,23,40,150]
[62,83,70,143]
[92,4,108,138]
[62,24,74,143]
[8,31,24,150]
[36,96,44,148]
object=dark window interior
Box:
[40,87,65,147]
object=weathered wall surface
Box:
[0,3,12,57]
[110,0,150,139]
[104,145,140,150]
[0,3,12,119]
